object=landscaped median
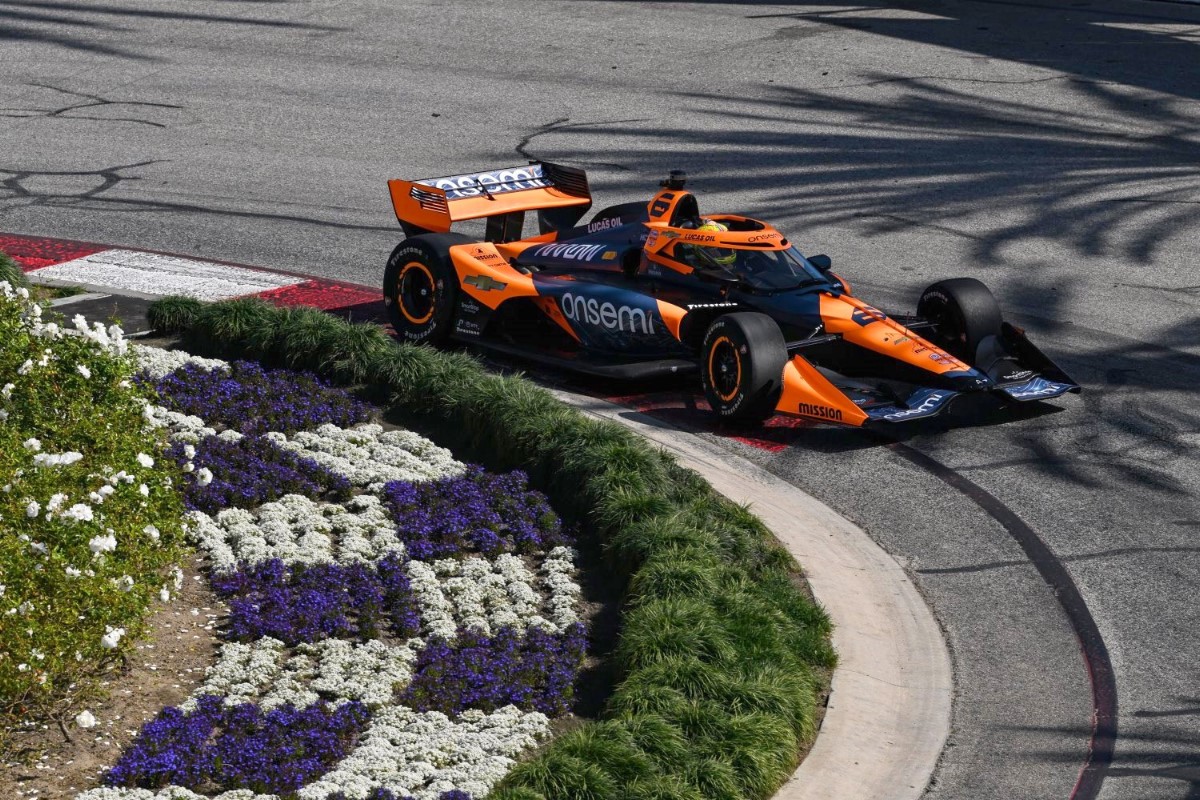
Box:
[143,294,836,800]
[0,269,835,800]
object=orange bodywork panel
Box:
[775,356,870,426]
[390,180,589,233]
[388,163,590,233]
[655,299,687,341]
[818,293,972,376]
[447,243,538,310]
[534,296,580,342]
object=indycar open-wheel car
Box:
[381,162,1080,427]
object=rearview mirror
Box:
[808,254,832,272]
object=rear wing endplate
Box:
[388,161,591,239]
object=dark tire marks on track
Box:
[881,438,1117,800]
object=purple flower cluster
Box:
[210,555,420,645]
[401,623,587,717]
[104,695,368,794]
[382,467,566,559]
[169,435,351,513]
[148,361,372,435]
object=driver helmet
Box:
[696,219,736,267]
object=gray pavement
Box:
[3,1,1199,798]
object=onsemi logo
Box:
[420,166,550,200]
[532,243,606,261]
[883,392,949,420]
[560,293,655,334]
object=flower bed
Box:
[150,296,837,800]
[73,346,587,800]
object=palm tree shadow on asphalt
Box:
[1012,712,1200,799]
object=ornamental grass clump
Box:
[382,467,565,559]
[0,283,186,716]
[148,360,372,435]
[169,434,351,513]
[0,251,29,289]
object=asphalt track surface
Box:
[2,1,1199,798]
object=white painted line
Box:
[549,391,953,800]
[48,292,112,307]
[32,249,305,301]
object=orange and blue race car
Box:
[381,162,1079,427]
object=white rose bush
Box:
[64,339,587,799]
[0,281,187,715]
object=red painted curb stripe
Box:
[0,233,105,271]
[256,280,382,310]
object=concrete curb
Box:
[549,391,953,800]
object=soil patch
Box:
[0,555,225,800]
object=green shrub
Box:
[0,287,186,717]
[614,598,735,670]
[194,296,277,348]
[618,715,690,770]
[626,549,726,602]
[623,776,706,800]
[503,748,620,799]
[155,296,836,800]
[677,756,742,800]
[551,721,655,785]
[146,294,203,334]
[0,251,29,290]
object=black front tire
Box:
[917,278,1003,364]
[383,233,473,345]
[700,312,788,422]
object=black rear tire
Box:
[700,312,788,422]
[917,278,1003,364]
[383,233,473,345]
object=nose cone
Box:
[944,369,993,392]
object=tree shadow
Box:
[0,0,341,60]
[586,0,1200,102]
[539,74,1200,269]
[1015,719,1200,799]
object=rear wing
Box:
[388,161,592,241]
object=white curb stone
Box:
[33,249,305,300]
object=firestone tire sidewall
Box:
[702,318,751,418]
[701,314,786,422]
[384,242,457,346]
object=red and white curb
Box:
[1,233,382,310]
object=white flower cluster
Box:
[181,636,425,713]
[186,494,403,573]
[138,399,244,445]
[265,424,464,491]
[297,705,551,800]
[132,344,229,381]
[408,551,580,640]
[70,314,129,356]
